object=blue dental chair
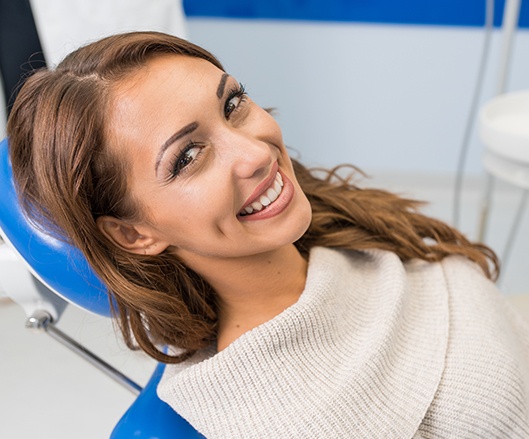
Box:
[0,138,204,438]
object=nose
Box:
[219,128,273,180]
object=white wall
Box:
[187,19,529,175]
[3,17,528,176]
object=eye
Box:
[224,83,247,119]
[169,142,202,179]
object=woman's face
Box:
[105,54,312,267]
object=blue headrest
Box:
[0,138,111,316]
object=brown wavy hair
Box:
[7,32,499,363]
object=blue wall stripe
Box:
[183,0,529,28]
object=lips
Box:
[239,171,284,216]
[237,164,295,222]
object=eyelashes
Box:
[224,83,247,119]
[168,141,203,179]
[166,82,249,180]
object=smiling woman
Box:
[6,31,529,438]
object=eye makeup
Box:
[163,80,249,182]
[224,83,247,119]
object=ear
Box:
[96,216,169,255]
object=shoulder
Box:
[417,256,529,436]
[438,254,491,285]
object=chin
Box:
[287,194,313,244]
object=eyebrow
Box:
[217,73,229,98]
[155,74,230,174]
[155,122,198,174]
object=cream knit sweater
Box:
[158,247,529,438]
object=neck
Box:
[178,245,308,351]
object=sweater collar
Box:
[159,247,449,438]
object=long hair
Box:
[7,32,498,364]
[294,162,498,278]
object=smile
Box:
[239,172,284,216]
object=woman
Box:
[7,32,529,438]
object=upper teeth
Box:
[240,172,284,216]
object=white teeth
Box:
[239,172,284,216]
[251,201,263,211]
[259,195,271,206]
[266,187,279,203]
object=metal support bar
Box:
[26,310,142,395]
[496,0,522,95]
[478,0,522,244]
[477,173,495,243]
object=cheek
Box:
[161,180,234,228]
[252,106,283,141]
[265,115,284,142]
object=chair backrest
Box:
[0,137,111,316]
[0,137,205,438]
[111,362,206,439]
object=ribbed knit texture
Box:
[158,247,529,438]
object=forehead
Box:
[111,54,223,116]
[105,55,223,153]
